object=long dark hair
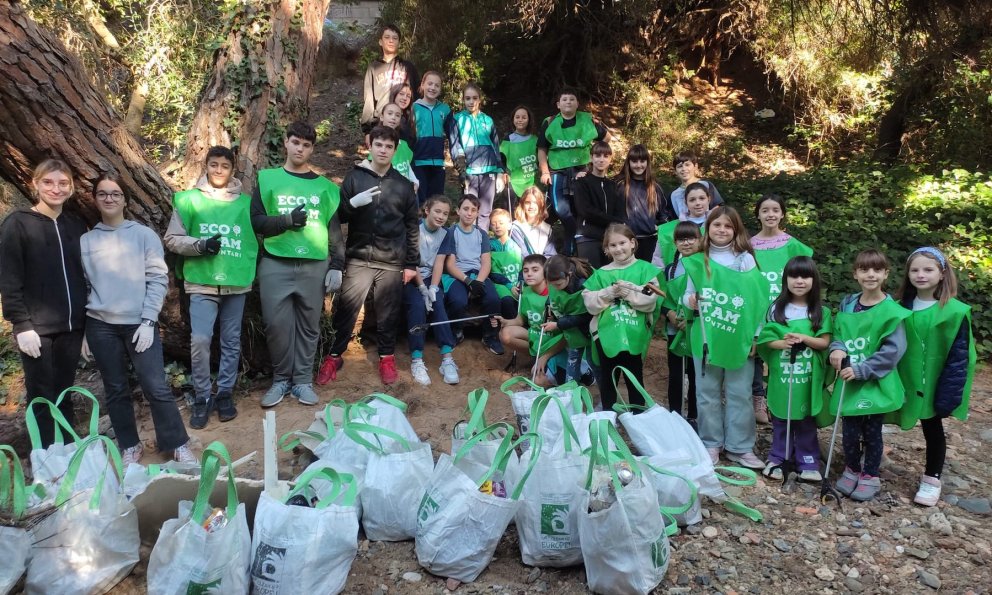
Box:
[620,144,659,216]
[770,255,824,332]
[545,254,594,284]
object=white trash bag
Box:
[1,445,31,595]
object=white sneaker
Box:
[706,447,721,465]
[411,358,431,385]
[121,443,143,467]
[173,441,199,465]
[799,469,823,482]
[914,475,941,507]
[439,357,460,384]
[763,461,783,480]
[725,450,765,470]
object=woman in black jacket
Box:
[0,159,88,447]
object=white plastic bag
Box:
[250,467,360,595]
[500,376,545,437]
[641,457,702,528]
[26,388,118,506]
[512,395,587,567]
[450,389,521,477]
[349,393,420,446]
[147,442,251,595]
[345,420,434,541]
[577,421,670,595]
[1,445,30,595]
[26,435,139,595]
[417,425,541,583]
[502,378,590,453]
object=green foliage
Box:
[315,118,334,144]
[163,361,191,390]
[443,42,486,105]
[720,165,992,357]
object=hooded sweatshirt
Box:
[337,161,420,270]
[0,208,87,335]
[361,57,419,133]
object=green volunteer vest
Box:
[753,237,814,303]
[367,139,414,177]
[490,240,523,299]
[549,285,590,348]
[173,189,259,286]
[756,314,832,420]
[660,271,693,357]
[584,260,660,357]
[520,286,564,356]
[656,220,681,268]
[545,112,598,171]
[682,253,769,370]
[827,298,911,416]
[257,168,340,260]
[888,299,975,429]
[499,136,538,196]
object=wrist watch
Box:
[141,319,156,327]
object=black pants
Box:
[577,239,605,269]
[842,413,884,476]
[595,340,645,412]
[666,341,697,419]
[331,263,403,356]
[921,416,946,478]
[22,329,83,448]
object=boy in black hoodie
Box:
[572,141,625,268]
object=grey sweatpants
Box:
[258,256,326,385]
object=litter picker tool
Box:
[530,300,552,384]
[821,356,850,508]
[772,343,801,493]
[504,278,524,373]
[409,314,492,335]
[697,295,710,377]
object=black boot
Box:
[216,390,238,422]
[190,397,213,430]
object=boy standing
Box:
[360,24,419,134]
[251,122,344,407]
[319,126,421,385]
[668,151,723,220]
[572,141,625,268]
[165,145,259,427]
[537,88,611,255]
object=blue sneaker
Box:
[482,335,504,355]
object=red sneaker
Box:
[316,355,343,385]
[379,355,398,385]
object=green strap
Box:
[529,393,580,453]
[278,430,328,452]
[641,460,699,518]
[191,441,238,522]
[660,511,679,537]
[583,420,606,489]
[360,392,409,413]
[608,366,658,412]
[500,376,545,397]
[55,434,124,509]
[462,388,491,438]
[285,466,358,509]
[323,399,351,437]
[565,384,595,414]
[25,397,80,448]
[454,422,515,490]
[54,386,101,438]
[343,420,411,455]
[0,445,27,519]
[712,465,762,522]
[508,433,543,500]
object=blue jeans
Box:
[694,357,756,453]
[444,276,499,338]
[189,293,247,400]
[548,170,577,255]
[403,279,455,354]
[413,165,446,205]
[85,317,188,451]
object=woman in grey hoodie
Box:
[81,174,194,466]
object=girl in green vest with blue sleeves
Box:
[499,105,539,211]
[447,82,503,231]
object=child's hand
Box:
[491,315,504,328]
[666,311,678,326]
[839,366,856,381]
[676,318,687,331]
[540,171,551,185]
[541,321,558,332]
[686,293,699,310]
[784,333,807,346]
[829,349,847,371]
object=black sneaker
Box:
[190,397,213,430]
[454,328,465,345]
[482,335,505,356]
[216,390,238,422]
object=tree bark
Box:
[177,0,332,189]
[0,1,174,231]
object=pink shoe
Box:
[914,475,941,507]
[706,447,721,465]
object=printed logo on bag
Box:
[418,493,440,526]
[651,535,670,569]
[540,503,570,536]
[186,579,223,595]
[250,543,287,595]
[699,288,746,332]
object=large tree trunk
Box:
[0,1,174,230]
[176,0,333,189]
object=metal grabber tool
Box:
[821,356,850,508]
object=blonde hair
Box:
[514,186,549,224]
[31,159,74,202]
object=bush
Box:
[716,165,992,359]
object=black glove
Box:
[197,233,222,255]
[287,204,307,228]
[468,279,485,298]
[454,156,468,183]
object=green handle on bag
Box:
[507,433,542,500]
[0,445,27,519]
[567,385,595,414]
[285,466,358,509]
[278,430,328,452]
[608,366,658,412]
[359,392,408,412]
[322,399,352,437]
[529,393,580,454]
[499,376,545,397]
[461,388,491,439]
[54,386,101,438]
[25,397,81,449]
[641,460,699,518]
[584,420,642,491]
[191,441,239,523]
[714,465,758,486]
[454,422,513,466]
[343,420,411,455]
[54,434,124,509]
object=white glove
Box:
[132,324,155,353]
[324,269,342,294]
[428,285,439,304]
[495,173,506,194]
[614,281,634,299]
[349,186,380,208]
[16,330,41,358]
[418,284,433,312]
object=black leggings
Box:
[842,414,884,476]
[666,341,697,419]
[595,340,645,413]
[921,416,946,479]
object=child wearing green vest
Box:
[498,105,538,212]
[583,224,661,411]
[546,255,596,385]
[372,102,419,192]
[750,194,814,425]
[494,254,566,386]
[165,145,259,428]
[891,247,975,506]
[652,181,711,269]
[668,150,723,221]
[756,256,832,482]
[828,249,910,502]
[489,208,523,318]
[447,82,503,231]
[682,207,768,469]
[660,221,702,424]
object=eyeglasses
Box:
[96,191,125,200]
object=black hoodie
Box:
[573,173,626,241]
[0,208,88,335]
[337,163,420,271]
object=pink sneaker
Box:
[725,450,765,470]
[706,447,721,465]
[913,475,941,507]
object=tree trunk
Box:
[176,0,333,189]
[0,1,174,231]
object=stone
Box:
[702,526,719,539]
[847,567,860,579]
[944,494,960,505]
[686,524,703,536]
[676,574,690,586]
[694,574,711,586]
[402,572,422,582]
[814,567,835,581]
[526,568,541,584]
[795,506,819,516]
[905,546,930,560]
[956,498,992,515]
[773,539,792,552]
[979,428,992,442]
[917,569,942,590]
[743,532,762,545]
[844,577,865,592]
